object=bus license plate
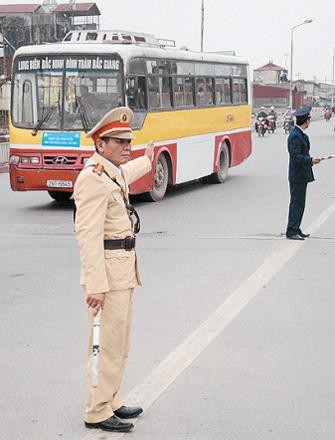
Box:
[47,180,73,188]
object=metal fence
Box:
[0,142,10,165]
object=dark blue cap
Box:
[293,106,312,117]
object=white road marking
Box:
[80,201,335,439]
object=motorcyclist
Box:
[268,106,277,130]
[255,106,268,130]
[257,106,268,119]
[284,106,294,131]
[324,106,332,121]
[284,106,292,118]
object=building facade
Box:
[0,2,101,77]
[252,60,335,111]
[0,2,101,124]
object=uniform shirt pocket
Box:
[104,249,138,290]
[111,192,124,203]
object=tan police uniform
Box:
[74,107,152,423]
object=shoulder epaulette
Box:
[92,163,104,176]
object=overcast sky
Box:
[3,0,335,82]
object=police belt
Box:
[104,236,136,251]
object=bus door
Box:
[126,76,147,110]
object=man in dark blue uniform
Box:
[286,106,321,240]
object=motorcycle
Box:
[255,116,268,136]
[267,114,276,133]
[283,117,294,134]
[324,109,332,121]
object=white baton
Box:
[92,310,101,388]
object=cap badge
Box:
[120,113,128,123]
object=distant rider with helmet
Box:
[255,106,268,131]
[283,106,294,133]
[257,106,268,119]
[268,106,277,131]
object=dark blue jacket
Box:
[287,126,314,183]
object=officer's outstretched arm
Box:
[121,146,153,184]
[144,141,154,161]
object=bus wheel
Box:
[48,190,73,201]
[207,143,230,183]
[146,154,169,202]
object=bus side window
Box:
[126,76,147,110]
[161,76,172,109]
[205,78,214,105]
[225,78,232,104]
[241,78,248,103]
[196,78,206,106]
[22,80,33,124]
[173,77,185,108]
[216,77,232,105]
[126,77,138,108]
[233,78,247,104]
[148,75,160,109]
[215,78,224,105]
[137,76,147,109]
[184,76,195,107]
[196,77,214,106]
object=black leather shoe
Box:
[286,234,304,241]
[114,405,143,419]
[298,231,310,238]
[85,415,134,432]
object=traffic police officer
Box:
[286,106,321,240]
[74,107,154,432]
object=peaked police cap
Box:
[87,107,135,142]
[293,106,312,117]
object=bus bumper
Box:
[9,166,79,192]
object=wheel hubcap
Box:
[155,161,165,188]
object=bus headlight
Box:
[9,155,20,164]
[21,156,40,164]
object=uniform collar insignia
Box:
[92,163,104,176]
[88,152,122,179]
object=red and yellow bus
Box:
[9,30,252,201]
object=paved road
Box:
[1,120,335,440]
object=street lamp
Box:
[289,19,313,109]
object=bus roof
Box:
[13,42,249,66]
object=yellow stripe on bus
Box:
[133,105,252,145]
[9,104,252,148]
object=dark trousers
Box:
[286,182,307,237]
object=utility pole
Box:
[284,53,289,68]
[200,0,204,52]
[42,0,59,40]
[69,0,76,30]
[332,48,335,108]
[0,17,7,78]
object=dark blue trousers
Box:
[286,182,307,237]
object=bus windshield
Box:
[12,55,123,131]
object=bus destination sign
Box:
[17,56,120,72]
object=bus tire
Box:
[145,154,169,202]
[207,143,230,183]
[48,190,73,201]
